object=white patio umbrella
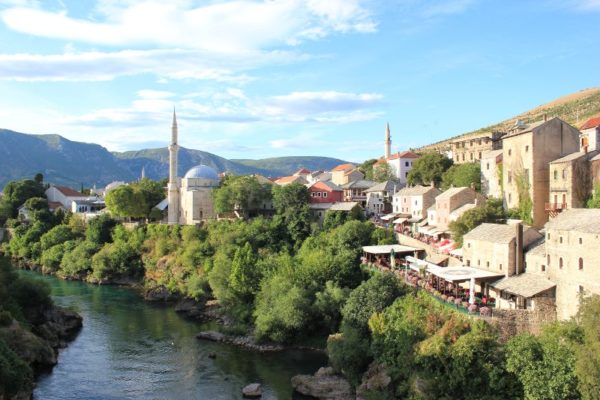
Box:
[469,277,476,304]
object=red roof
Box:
[332,163,355,172]
[294,168,311,175]
[54,185,85,197]
[581,115,600,130]
[48,201,64,210]
[387,151,419,160]
[275,175,305,184]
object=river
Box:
[22,271,327,400]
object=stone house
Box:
[501,117,580,229]
[364,181,400,215]
[480,149,503,199]
[547,150,598,215]
[433,187,486,231]
[451,131,505,164]
[331,163,364,186]
[544,209,600,320]
[392,185,441,220]
[340,180,377,206]
[45,185,88,209]
[579,114,600,151]
[382,151,419,184]
[308,181,343,204]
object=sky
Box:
[0,0,599,162]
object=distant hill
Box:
[417,87,600,152]
[231,156,350,176]
[0,129,349,189]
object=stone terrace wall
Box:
[490,298,557,341]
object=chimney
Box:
[514,222,524,276]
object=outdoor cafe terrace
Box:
[362,246,503,316]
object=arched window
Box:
[579,258,583,270]
[559,258,564,269]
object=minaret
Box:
[384,122,391,159]
[167,109,180,224]
[140,166,146,180]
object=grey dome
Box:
[184,164,220,181]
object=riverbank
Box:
[0,258,82,400]
[22,270,328,400]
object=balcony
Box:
[545,202,567,212]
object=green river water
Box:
[22,271,327,400]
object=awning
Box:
[363,244,419,255]
[393,217,408,224]
[405,257,504,282]
[408,217,423,223]
[425,253,449,265]
[380,213,397,221]
[490,274,556,298]
[450,248,463,257]
[418,219,429,227]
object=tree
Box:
[372,162,395,182]
[105,185,147,219]
[85,214,117,246]
[272,182,310,212]
[358,159,378,180]
[442,162,481,191]
[449,198,505,246]
[574,295,600,399]
[0,178,46,223]
[586,184,600,208]
[506,322,582,400]
[272,183,312,248]
[134,178,165,215]
[407,152,453,187]
[229,242,260,300]
[212,175,271,217]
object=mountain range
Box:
[0,129,348,189]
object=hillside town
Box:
[6,110,600,331]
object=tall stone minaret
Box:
[384,122,391,159]
[167,109,180,224]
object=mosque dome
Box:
[183,164,220,182]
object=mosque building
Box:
[167,111,220,224]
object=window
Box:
[405,172,408,178]
[559,258,564,269]
[487,162,490,170]
[541,265,546,272]
[508,193,512,203]
[486,261,490,267]
[478,152,482,159]
[559,237,563,244]
[508,174,512,183]
[499,264,503,270]
[579,258,584,270]
[562,169,566,179]
[547,255,550,266]
[554,170,558,180]
[316,192,321,197]
[466,260,471,266]
[405,161,409,167]
[508,149,512,156]
[547,233,551,240]
[462,154,465,161]
[467,243,471,248]
[323,192,328,198]
[525,145,529,152]
[579,237,583,245]
[478,260,481,266]
[470,153,474,160]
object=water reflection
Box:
[22,272,326,400]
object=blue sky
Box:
[0,0,599,162]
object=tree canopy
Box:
[407,152,453,187]
[105,178,165,219]
[0,177,46,223]
[212,175,272,217]
[441,162,481,191]
[449,198,505,246]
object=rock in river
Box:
[242,383,262,398]
[291,367,353,400]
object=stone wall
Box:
[490,298,556,341]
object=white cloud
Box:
[552,0,600,11]
[0,48,301,82]
[268,91,383,115]
[1,0,375,51]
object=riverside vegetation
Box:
[2,176,600,399]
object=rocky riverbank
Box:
[1,305,82,400]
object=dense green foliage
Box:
[449,198,505,246]
[372,163,395,182]
[441,162,481,191]
[105,178,165,219]
[407,152,453,187]
[212,175,272,217]
[586,184,600,208]
[0,176,46,224]
[358,159,378,180]
[0,257,54,398]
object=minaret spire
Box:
[167,109,180,224]
[384,122,391,159]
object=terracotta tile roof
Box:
[275,175,305,184]
[54,185,85,197]
[294,168,311,175]
[387,151,419,160]
[580,115,600,130]
[48,201,64,210]
[332,163,355,172]
[310,180,342,191]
